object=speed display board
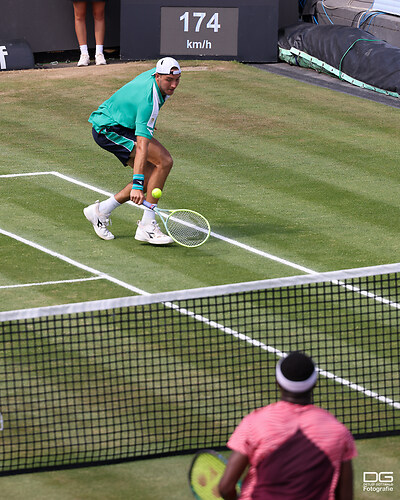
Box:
[120,0,280,63]
[160,8,239,56]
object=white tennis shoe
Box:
[77,54,90,67]
[135,220,173,245]
[95,53,107,65]
[83,201,114,240]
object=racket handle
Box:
[142,200,156,210]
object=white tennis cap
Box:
[154,57,181,75]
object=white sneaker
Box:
[83,201,114,240]
[77,54,90,67]
[95,53,107,65]
[135,220,173,245]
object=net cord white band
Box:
[1,262,400,321]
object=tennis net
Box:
[0,263,399,475]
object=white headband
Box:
[276,357,318,393]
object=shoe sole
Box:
[134,234,172,245]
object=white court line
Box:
[0,172,53,178]
[18,171,400,309]
[3,171,400,308]
[1,171,399,410]
[0,228,148,296]
[0,276,103,290]
[1,171,316,274]
[166,301,400,410]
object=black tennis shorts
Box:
[92,125,137,166]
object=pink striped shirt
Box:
[227,401,357,500]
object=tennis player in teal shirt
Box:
[84,57,181,244]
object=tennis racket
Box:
[188,449,241,499]
[142,200,210,248]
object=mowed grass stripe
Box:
[1,61,400,290]
[0,61,399,498]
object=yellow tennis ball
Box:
[152,188,162,199]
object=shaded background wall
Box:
[0,0,121,54]
[120,0,292,62]
[0,0,297,57]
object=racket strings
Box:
[190,453,226,499]
[166,210,210,247]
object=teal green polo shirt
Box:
[89,68,167,139]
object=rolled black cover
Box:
[279,23,400,93]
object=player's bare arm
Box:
[218,451,248,500]
[335,460,354,500]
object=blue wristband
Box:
[132,174,144,191]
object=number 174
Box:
[179,12,221,33]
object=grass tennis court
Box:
[0,60,399,498]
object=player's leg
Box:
[111,136,172,214]
[83,125,135,240]
[115,137,173,202]
[84,129,173,243]
[131,138,174,244]
[111,161,156,205]
[141,137,174,204]
[106,161,173,245]
[83,143,158,241]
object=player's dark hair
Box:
[281,351,315,382]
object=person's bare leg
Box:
[122,137,173,204]
[73,2,88,46]
[89,138,173,242]
[114,163,156,204]
[92,1,106,46]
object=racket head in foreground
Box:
[189,449,238,500]
[165,209,210,248]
